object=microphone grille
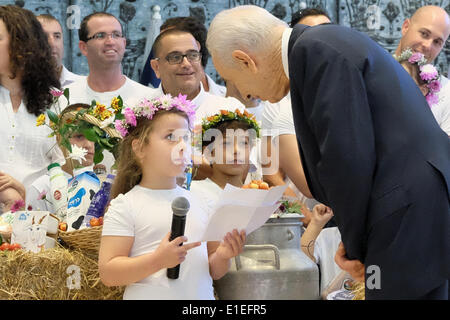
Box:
[171,196,190,216]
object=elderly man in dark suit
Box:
[206,5,450,299]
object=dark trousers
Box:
[418,281,448,300]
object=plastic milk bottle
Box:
[48,163,68,221]
[84,174,115,227]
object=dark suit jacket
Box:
[288,24,450,299]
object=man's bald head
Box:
[396,5,449,62]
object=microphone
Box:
[167,196,190,279]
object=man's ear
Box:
[231,50,257,73]
[401,18,410,37]
[79,41,88,57]
[150,59,161,79]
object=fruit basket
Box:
[58,226,103,255]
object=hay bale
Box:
[351,282,365,300]
[0,246,124,300]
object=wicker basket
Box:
[58,226,103,255]
[61,111,122,139]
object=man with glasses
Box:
[150,29,245,180]
[64,12,158,172]
[37,14,84,87]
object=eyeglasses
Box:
[156,50,202,65]
[85,31,123,42]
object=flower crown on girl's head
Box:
[114,94,196,138]
[394,48,441,107]
[202,109,261,138]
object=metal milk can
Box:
[214,213,320,300]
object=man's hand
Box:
[335,242,365,283]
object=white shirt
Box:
[281,28,293,80]
[64,75,159,110]
[206,74,227,97]
[28,166,94,213]
[261,94,295,138]
[60,65,85,88]
[0,85,65,199]
[190,178,223,214]
[431,76,450,136]
[313,227,343,293]
[102,185,214,300]
[154,83,245,126]
[63,76,160,172]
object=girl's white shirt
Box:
[102,184,214,300]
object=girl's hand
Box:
[334,242,365,283]
[310,204,333,227]
[154,231,201,269]
[215,229,246,261]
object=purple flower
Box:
[124,108,137,127]
[408,52,423,64]
[50,89,64,97]
[426,93,439,106]
[428,80,441,92]
[11,199,25,213]
[420,64,438,81]
[115,120,128,137]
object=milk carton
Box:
[67,171,100,231]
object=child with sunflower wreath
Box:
[27,89,123,213]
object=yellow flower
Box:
[100,109,112,120]
[111,97,120,112]
[94,103,107,116]
[36,114,45,126]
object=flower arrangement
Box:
[114,93,196,138]
[277,199,303,215]
[36,89,123,164]
[201,109,261,137]
[394,48,441,107]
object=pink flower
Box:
[10,199,25,213]
[50,89,64,97]
[124,108,137,127]
[426,93,439,106]
[420,65,438,81]
[408,52,423,64]
[115,120,128,137]
[428,80,441,92]
[37,190,47,200]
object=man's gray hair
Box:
[207,5,288,67]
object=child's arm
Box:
[0,172,26,201]
[300,204,333,263]
[207,229,246,280]
[98,232,201,287]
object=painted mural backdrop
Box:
[0,0,449,81]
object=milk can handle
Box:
[235,244,281,270]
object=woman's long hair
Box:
[110,109,190,200]
[0,5,60,116]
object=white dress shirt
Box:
[431,76,450,136]
[60,65,85,88]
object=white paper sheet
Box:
[197,184,287,242]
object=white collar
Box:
[281,28,292,80]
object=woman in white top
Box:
[99,96,245,300]
[0,6,63,200]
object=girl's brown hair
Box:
[0,5,60,116]
[110,109,190,199]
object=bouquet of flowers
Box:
[36,89,123,165]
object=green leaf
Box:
[81,127,99,142]
[61,139,72,153]
[47,110,59,125]
[93,126,104,136]
[94,148,104,164]
[63,88,70,104]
